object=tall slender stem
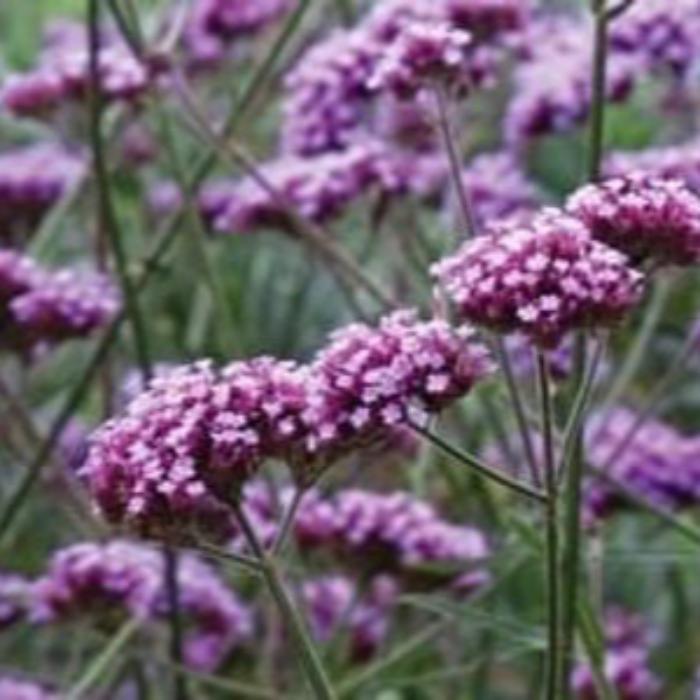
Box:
[560,0,610,688]
[536,352,561,699]
[228,499,337,700]
[434,86,476,239]
[163,545,187,700]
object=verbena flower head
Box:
[585,408,700,520]
[10,269,120,346]
[281,29,377,155]
[210,144,381,233]
[31,540,252,671]
[2,31,157,118]
[572,607,661,700]
[445,0,532,38]
[184,0,290,67]
[305,309,492,466]
[367,20,474,98]
[0,250,41,303]
[302,575,397,662]
[0,144,85,238]
[609,0,700,77]
[81,362,226,536]
[605,137,700,193]
[433,209,644,347]
[0,679,59,700]
[567,174,700,267]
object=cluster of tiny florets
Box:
[605,138,700,193]
[572,607,661,699]
[0,250,118,355]
[1,29,157,118]
[305,310,492,464]
[367,20,476,98]
[433,209,644,347]
[0,678,59,700]
[31,540,253,671]
[0,143,85,238]
[609,0,700,78]
[301,575,398,663]
[585,408,700,521]
[83,311,490,530]
[567,174,700,267]
[233,481,490,588]
[184,0,290,67]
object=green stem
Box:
[229,500,337,700]
[536,352,561,700]
[163,545,188,700]
[587,0,609,183]
[434,86,476,239]
[410,423,548,503]
[272,486,306,555]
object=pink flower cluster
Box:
[585,408,700,521]
[0,249,119,355]
[31,540,253,671]
[572,608,661,699]
[0,679,58,700]
[605,138,700,193]
[83,311,490,533]
[0,574,29,629]
[568,174,700,267]
[0,143,85,238]
[367,20,477,98]
[505,17,637,146]
[433,209,644,347]
[233,481,490,589]
[1,29,158,119]
[302,575,398,663]
[184,0,290,67]
[610,0,700,77]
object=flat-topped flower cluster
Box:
[0,249,119,355]
[82,310,491,534]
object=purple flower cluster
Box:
[433,209,644,347]
[209,144,382,233]
[281,29,378,155]
[610,0,700,78]
[0,679,59,700]
[1,30,157,119]
[572,607,661,700]
[605,138,700,193]
[445,0,532,38]
[453,151,542,227]
[367,20,477,98]
[567,175,700,267]
[0,250,118,354]
[305,310,492,466]
[585,408,700,521]
[83,311,489,532]
[0,144,85,238]
[301,575,398,662]
[31,540,253,671]
[504,17,636,147]
[184,0,290,68]
[233,481,490,588]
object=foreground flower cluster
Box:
[82,310,491,533]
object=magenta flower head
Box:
[432,208,644,347]
[367,20,474,98]
[567,174,700,267]
[305,309,492,467]
[10,269,120,347]
[81,361,227,537]
[0,249,41,303]
[0,678,59,700]
[0,574,29,629]
[445,0,532,39]
[31,540,252,671]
